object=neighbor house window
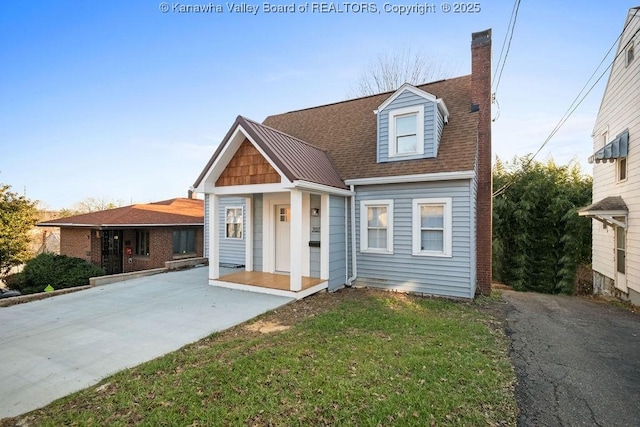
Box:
[617,158,627,182]
[173,229,196,255]
[388,105,424,157]
[360,200,394,254]
[616,225,626,274]
[412,198,452,257]
[225,207,243,239]
[627,42,634,66]
[135,230,150,256]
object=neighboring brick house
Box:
[192,30,492,300]
[38,198,204,275]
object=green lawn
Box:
[7,289,516,426]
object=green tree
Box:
[492,157,592,294]
[0,183,39,276]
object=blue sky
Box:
[1,1,635,209]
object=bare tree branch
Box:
[349,47,457,98]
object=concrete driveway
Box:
[0,267,293,419]
[502,290,640,426]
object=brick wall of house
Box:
[122,227,204,274]
[90,232,102,266]
[472,29,493,296]
[59,228,92,261]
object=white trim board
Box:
[345,171,475,186]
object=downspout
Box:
[347,185,358,286]
[344,196,348,285]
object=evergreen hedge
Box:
[492,157,592,294]
[13,253,105,295]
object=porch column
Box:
[209,194,220,280]
[290,189,303,291]
[301,192,311,277]
[244,196,253,271]
[321,194,330,280]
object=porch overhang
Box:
[588,129,629,164]
[578,196,628,228]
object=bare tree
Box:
[349,47,457,97]
[59,197,124,217]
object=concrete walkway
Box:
[0,267,293,419]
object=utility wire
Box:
[492,0,522,94]
[493,10,640,198]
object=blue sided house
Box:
[192,30,493,300]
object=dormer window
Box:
[388,105,424,158]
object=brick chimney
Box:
[471,29,492,296]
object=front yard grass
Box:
[6,288,516,426]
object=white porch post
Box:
[245,196,253,271]
[301,192,311,277]
[321,194,330,280]
[290,189,303,291]
[209,194,220,280]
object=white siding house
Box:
[580,7,640,304]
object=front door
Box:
[102,230,123,275]
[615,225,627,292]
[275,205,291,273]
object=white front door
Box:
[275,205,291,272]
[615,225,627,292]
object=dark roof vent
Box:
[470,103,480,113]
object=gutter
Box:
[346,185,357,286]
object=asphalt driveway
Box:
[502,290,640,426]
[0,267,293,419]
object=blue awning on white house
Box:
[588,129,629,163]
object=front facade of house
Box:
[580,7,640,305]
[193,30,492,300]
[38,198,204,275]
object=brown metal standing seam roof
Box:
[239,117,347,189]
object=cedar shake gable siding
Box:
[216,139,281,186]
[263,75,478,180]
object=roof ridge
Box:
[267,74,469,116]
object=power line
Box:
[492,0,522,94]
[493,11,640,198]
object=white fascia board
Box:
[210,182,292,195]
[437,99,450,123]
[578,210,628,217]
[345,170,475,186]
[377,83,438,112]
[290,180,354,196]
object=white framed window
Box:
[360,200,394,254]
[225,207,243,239]
[412,198,452,257]
[627,41,634,66]
[388,105,424,157]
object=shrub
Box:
[13,253,105,295]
